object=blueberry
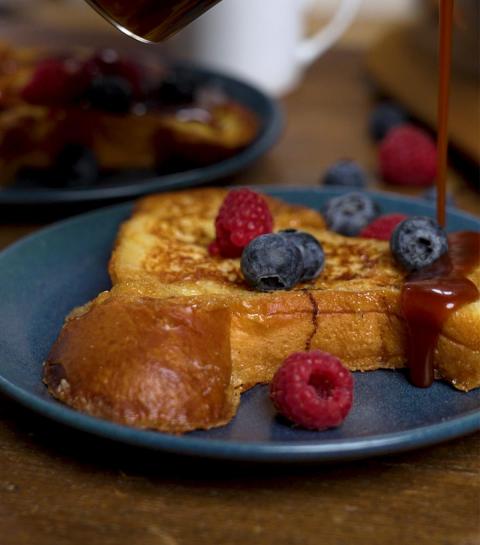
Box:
[390,216,448,271]
[322,160,368,188]
[323,192,381,236]
[369,102,407,142]
[422,186,456,207]
[85,75,133,113]
[279,230,325,281]
[154,72,197,106]
[52,143,99,187]
[84,50,145,99]
[241,233,304,291]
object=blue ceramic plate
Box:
[0,187,478,462]
[0,65,282,208]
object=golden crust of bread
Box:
[111,188,480,392]
[45,188,480,433]
[110,187,405,295]
[109,188,328,292]
[435,293,480,391]
[45,295,237,432]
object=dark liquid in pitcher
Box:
[87,0,221,42]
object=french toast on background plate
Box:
[0,43,258,185]
[44,188,480,434]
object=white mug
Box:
[164,0,363,96]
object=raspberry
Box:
[379,124,437,186]
[21,58,85,105]
[270,351,354,430]
[359,213,408,241]
[210,189,273,258]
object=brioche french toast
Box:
[44,188,480,433]
[0,43,258,185]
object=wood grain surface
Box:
[0,47,479,545]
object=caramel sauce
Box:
[87,0,221,42]
[436,0,454,227]
[402,232,480,387]
[401,0,480,388]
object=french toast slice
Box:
[45,296,238,433]
[44,188,480,433]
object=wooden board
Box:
[367,25,480,164]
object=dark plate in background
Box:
[0,187,478,463]
[0,64,282,211]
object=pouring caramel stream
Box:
[436,0,454,227]
[401,0,480,388]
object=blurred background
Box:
[0,0,477,218]
[1,0,421,49]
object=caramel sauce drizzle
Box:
[402,233,480,387]
[401,0,480,388]
[436,0,454,227]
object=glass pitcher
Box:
[85,0,221,43]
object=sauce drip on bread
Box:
[401,0,480,387]
[402,232,480,387]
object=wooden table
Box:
[0,49,479,545]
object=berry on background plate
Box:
[379,124,437,187]
[21,58,85,105]
[154,71,198,106]
[82,49,145,99]
[84,75,133,114]
[270,351,354,431]
[322,160,368,188]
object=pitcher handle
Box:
[297,0,364,65]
